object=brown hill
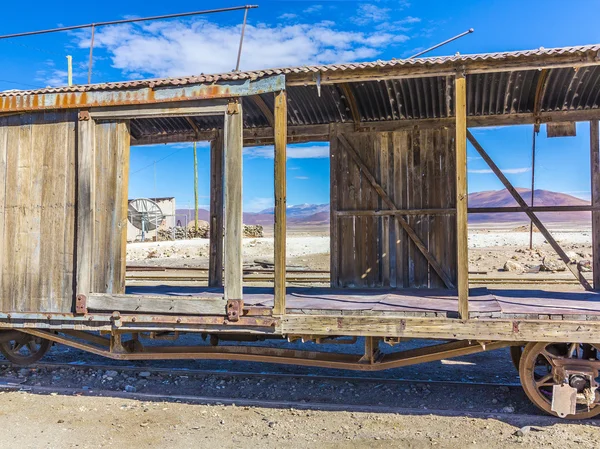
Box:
[468,188,590,223]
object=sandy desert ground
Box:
[127,224,593,279]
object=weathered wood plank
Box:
[591,120,600,289]
[209,133,224,287]
[280,314,600,343]
[329,125,339,287]
[273,90,287,315]
[224,102,244,301]
[0,118,8,311]
[115,122,130,294]
[87,293,227,315]
[455,75,469,319]
[337,133,454,288]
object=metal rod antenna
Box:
[87,24,96,84]
[0,6,259,40]
[408,28,474,59]
[529,128,537,249]
[235,7,250,72]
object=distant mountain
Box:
[468,188,590,223]
[174,189,590,227]
[259,203,330,218]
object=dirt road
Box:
[0,391,598,448]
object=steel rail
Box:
[0,360,521,388]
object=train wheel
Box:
[0,336,52,366]
[509,345,523,370]
[519,342,600,419]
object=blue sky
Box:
[1,0,598,210]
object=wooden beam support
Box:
[273,90,287,315]
[336,133,454,289]
[224,102,244,301]
[250,95,274,127]
[89,99,228,119]
[455,75,469,320]
[467,129,593,291]
[209,132,224,287]
[340,83,361,128]
[336,209,457,216]
[87,293,227,316]
[591,120,600,289]
[185,117,201,138]
[469,205,600,213]
[131,109,600,147]
[75,114,95,303]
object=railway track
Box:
[0,361,521,388]
[0,362,568,424]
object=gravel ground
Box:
[0,390,598,448]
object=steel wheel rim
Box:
[520,342,600,419]
[0,337,49,363]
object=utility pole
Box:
[193,141,199,232]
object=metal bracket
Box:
[227,102,241,115]
[226,299,244,322]
[75,294,87,314]
[78,110,90,121]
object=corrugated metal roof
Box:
[2,44,600,143]
[2,44,599,97]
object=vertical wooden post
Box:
[224,103,243,301]
[454,74,469,319]
[209,132,224,287]
[591,120,600,289]
[75,113,95,302]
[273,90,287,315]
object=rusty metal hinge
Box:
[78,110,90,121]
[75,294,87,314]
[226,299,244,322]
[226,102,241,115]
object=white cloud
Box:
[468,167,531,174]
[353,4,390,25]
[295,176,310,180]
[244,145,330,159]
[303,5,323,14]
[245,197,274,212]
[76,19,410,79]
[279,13,298,20]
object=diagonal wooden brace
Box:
[467,130,592,291]
[337,133,455,289]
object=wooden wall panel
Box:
[0,112,77,313]
[92,121,130,294]
[331,127,457,289]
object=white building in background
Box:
[127,197,176,242]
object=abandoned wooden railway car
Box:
[1,44,600,418]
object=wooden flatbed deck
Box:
[125,286,600,320]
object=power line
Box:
[130,146,190,175]
[0,78,46,89]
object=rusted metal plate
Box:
[551,383,577,417]
[546,121,577,137]
[0,75,286,113]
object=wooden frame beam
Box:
[340,83,361,128]
[131,109,600,147]
[336,133,454,289]
[224,102,244,301]
[591,120,600,289]
[209,132,224,287]
[89,99,228,119]
[273,90,287,315]
[467,129,592,290]
[250,95,274,127]
[455,74,469,320]
[469,205,600,213]
[75,114,95,303]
